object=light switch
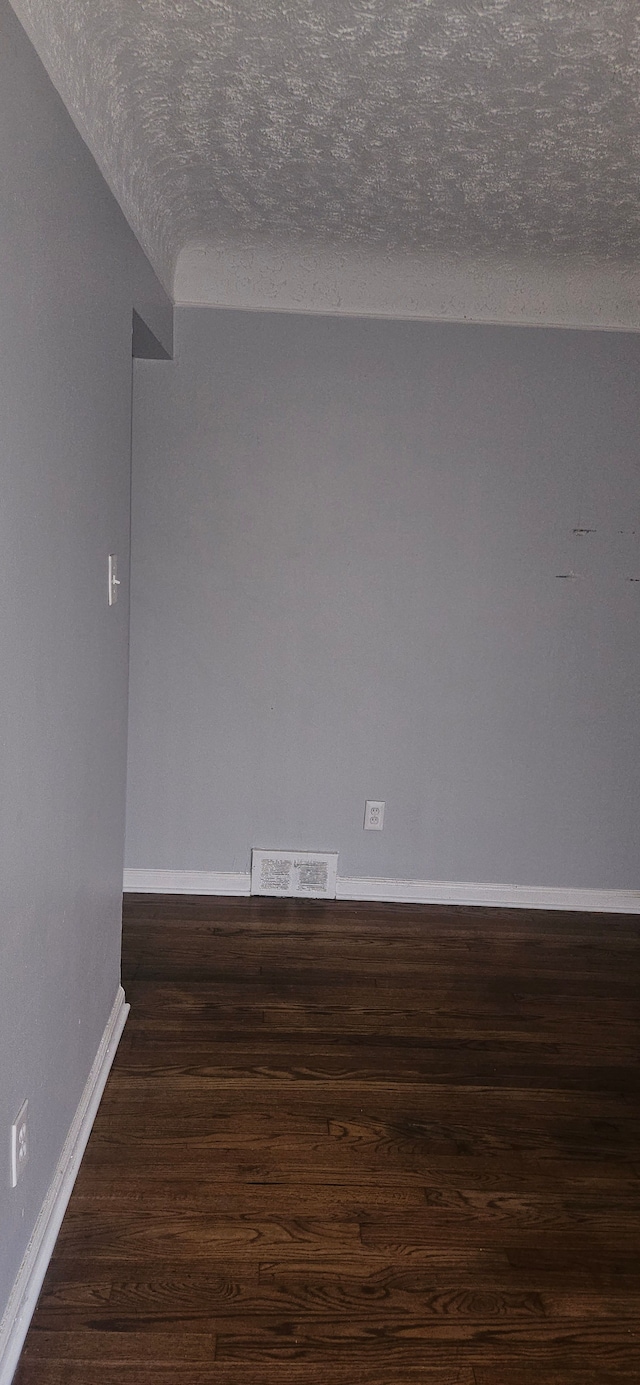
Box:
[108,554,120,606]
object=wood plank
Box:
[54,1210,361,1259]
[212,1317,640,1367]
[16,1365,473,1385]
[23,1330,215,1362]
[41,1258,593,1326]
[473,1372,639,1385]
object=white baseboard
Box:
[123,867,639,914]
[123,868,251,895]
[0,987,129,1385]
[337,876,640,913]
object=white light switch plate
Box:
[108,554,120,606]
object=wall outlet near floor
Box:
[11,1099,29,1188]
[364,800,385,830]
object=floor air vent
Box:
[251,849,338,899]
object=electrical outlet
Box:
[364,800,385,830]
[11,1100,28,1188]
[108,554,120,606]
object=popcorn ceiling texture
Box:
[10,0,640,297]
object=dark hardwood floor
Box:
[16,895,640,1383]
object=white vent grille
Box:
[251,849,338,899]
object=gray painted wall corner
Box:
[0,0,171,1336]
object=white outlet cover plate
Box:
[11,1098,28,1188]
[364,800,385,830]
[251,849,338,898]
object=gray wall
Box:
[0,0,171,1325]
[126,306,640,890]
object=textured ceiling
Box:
[10,0,640,293]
